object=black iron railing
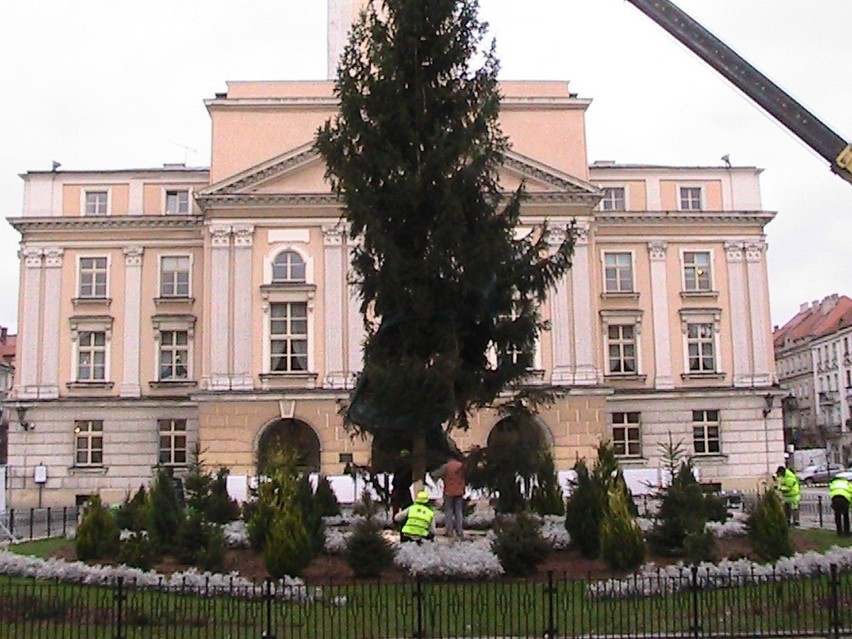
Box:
[0,506,79,541]
[0,565,850,638]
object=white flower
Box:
[394,538,503,579]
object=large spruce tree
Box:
[316,0,575,477]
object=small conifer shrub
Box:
[491,512,551,577]
[115,485,147,532]
[600,487,646,572]
[117,533,159,570]
[75,496,120,561]
[530,450,566,517]
[147,468,184,552]
[748,490,793,562]
[264,509,313,579]
[314,475,342,517]
[345,518,395,578]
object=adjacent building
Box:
[775,295,852,460]
[0,327,13,466]
[3,3,784,507]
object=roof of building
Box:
[773,295,852,349]
[0,332,15,365]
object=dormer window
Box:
[272,250,306,283]
[165,190,190,215]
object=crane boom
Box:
[626,0,852,185]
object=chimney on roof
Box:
[0,327,6,342]
[820,295,839,314]
[800,302,810,312]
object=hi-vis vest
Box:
[830,477,852,502]
[401,503,435,537]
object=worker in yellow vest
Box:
[775,465,801,527]
[829,475,852,537]
[394,490,436,543]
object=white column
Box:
[39,247,64,399]
[208,225,232,390]
[324,226,348,389]
[725,242,751,387]
[746,240,772,387]
[120,246,144,397]
[549,228,573,384]
[16,248,43,399]
[231,225,255,390]
[648,241,674,389]
[327,0,367,79]
[570,222,598,384]
[346,242,364,388]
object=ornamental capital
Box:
[724,241,744,262]
[322,225,345,247]
[20,247,43,268]
[745,241,766,262]
[233,224,255,248]
[123,246,144,267]
[647,241,667,261]
[43,247,65,268]
[209,224,232,247]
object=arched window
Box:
[272,250,306,283]
[257,418,321,474]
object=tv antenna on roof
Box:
[169,141,197,165]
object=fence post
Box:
[114,576,125,639]
[28,508,34,540]
[8,509,13,538]
[414,576,424,639]
[690,565,701,639]
[831,563,841,639]
[46,506,52,538]
[545,570,556,639]
[263,578,276,639]
[62,507,67,538]
[819,495,824,528]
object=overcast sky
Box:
[1,0,849,334]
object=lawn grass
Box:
[793,527,852,553]
[6,538,73,559]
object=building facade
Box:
[4,4,784,507]
[0,327,14,466]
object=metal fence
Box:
[1,565,851,638]
[0,506,79,541]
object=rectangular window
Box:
[74,420,103,466]
[158,419,187,465]
[612,412,641,457]
[604,252,634,293]
[683,251,712,292]
[79,257,108,298]
[159,330,189,380]
[687,323,716,372]
[160,256,191,298]
[679,186,702,211]
[270,302,308,372]
[600,187,626,212]
[84,191,108,216]
[607,325,637,374]
[77,331,107,381]
[165,190,190,215]
[693,410,721,454]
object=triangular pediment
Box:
[197,143,601,208]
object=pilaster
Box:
[746,240,772,387]
[120,246,144,397]
[648,241,674,389]
[207,225,232,390]
[725,242,751,387]
[346,242,364,388]
[323,226,348,389]
[548,228,573,384]
[16,247,43,398]
[570,222,598,384]
[39,247,64,399]
[231,225,255,390]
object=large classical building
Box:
[4,2,784,507]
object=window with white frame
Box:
[693,409,721,454]
[160,256,191,298]
[270,302,308,372]
[600,187,626,211]
[158,419,187,465]
[165,190,190,215]
[272,250,306,283]
[158,331,189,381]
[686,323,716,373]
[683,251,712,292]
[679,186,703,211]
[612,412,641,457]
[78,257,108,298]
[84,191,108,216]
[604,252,634,293]
[76,331,107,381]
[74,420,103,466]
[607,324,638,374]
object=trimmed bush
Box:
[564,462,603,559]
[147,469,184,552]
[174,510,209,565]
[198,527,227,573]
[600,488,646,572]
[491,512,551,577]
[345,518,395,578]
[314,475,342,517]
[114,486,147,532]
[748,490,793,562]
[530,450,565,517]
[117,533,159,570]
[76,496,120,562]
[264,509,313,579]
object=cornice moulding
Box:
[7,216,204,233]
[595,211,776,225]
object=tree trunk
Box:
[411,430,427,493]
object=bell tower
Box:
[327,0,368,79]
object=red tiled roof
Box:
[773,296,852,347]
